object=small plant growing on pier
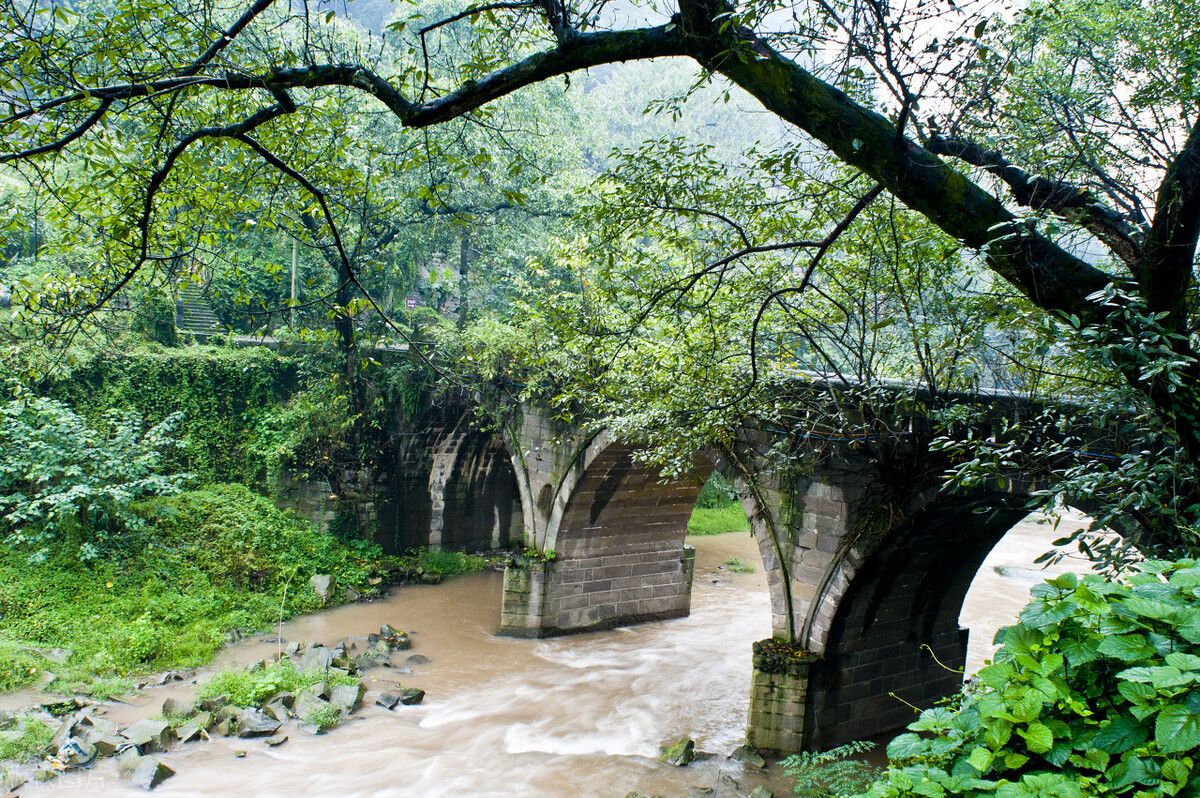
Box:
[782,740,879,797]
[724,558,755,574]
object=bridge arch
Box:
[800,490,1031,749]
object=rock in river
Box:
[236,708,282,737]
[660,737,696,767]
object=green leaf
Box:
[1019,721,1054,754]
[1098,634,1155,662]
[1156,705,1200,754]
[1091,715,1149,754]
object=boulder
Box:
[398,688,425,706]
[381,628,411,651]
[129,757,175,791]
[263,700,291,722]
[266,692,295,710]
[748,788,774,798]
[34,764,59,782]
[265,734,288,747]
[309,574,334,604]
[161,697,196,719]
[659,737,696,767]
[294,694,331,722]
[329,683,365,713]
[235,708,282,737]
[299,681,331,701]
[299,645,335,672]
[198,695,228,713]
[56,736,98,768]
[406,654,430,665]
[376,693,401,710]
[731,746,766,769]
[90,732,128,757]
[122,718,174,753]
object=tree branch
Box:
[1143,115,1200,324]
[925,134,1144,267]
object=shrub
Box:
[129,289,179,347]
[863,560,1200,797]
[198,660,355,708]
[417,549,488,577]
[301,703,343,733]
[696,471,738,508]
[0,397,186,560]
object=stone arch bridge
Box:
[287,385,1115,753]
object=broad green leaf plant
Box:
[864,562,1200,796]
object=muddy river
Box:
[22,511,1095,797]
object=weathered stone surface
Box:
[309,574,334,604]
[731,745,766,769]
[161,697,195,718]
[294,693,328,719]
[398,688,425,706]
[122,718,174,753]
[406,654,430,665]
[748,787,774,798]
[263,700,291,722]
[329,683,365,713]
[299,645,335,672]
[376,692,401,710]
[266,734,288,747]
[235,708,282,737]
[128,757,175,791]
[659,737,695,767]
[90,732,127,757]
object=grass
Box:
[416,549,489,577]
[687,501,751,536]
[0,713,53,762]
[0,484,392,696]
[300,703,343,732]
[197,660,357,708]
[724,558,755,574]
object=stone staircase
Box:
[175,284,221,335]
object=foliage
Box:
[130,288,179,347]
[0,642,49,692]
[724,558,755,574]
[0,713,53,763]
[783,741,881,798]
[416,549,488,577]
[696,472,738,509]
[300,703,344,733]
[0,396,186,561]
[46,344,298,486]
[197,660,356,708]
[0,484,389,695]
[862,560,1200,797]
[688,503,751,537]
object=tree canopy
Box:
[1,0,1199,552]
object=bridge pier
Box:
[498,545,696,637]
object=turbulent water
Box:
[23,512,1095,798]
